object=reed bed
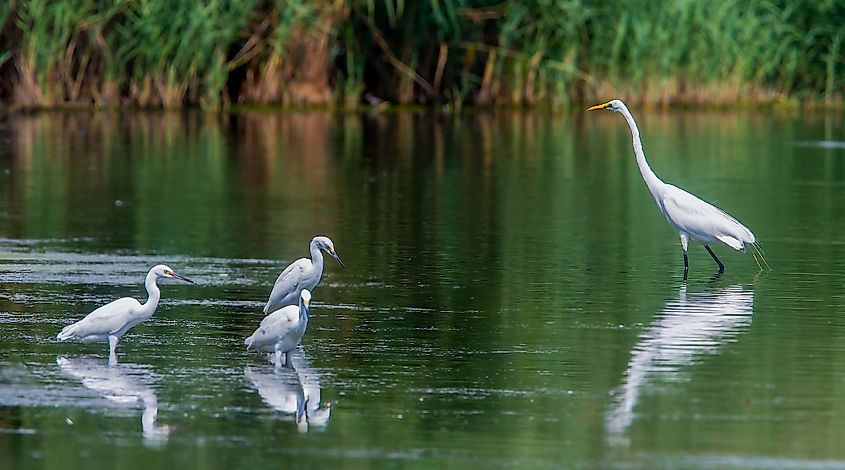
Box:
[0,0,842,109]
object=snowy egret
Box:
[263,236,344,314]
[56,265,194,364]
[588,99,767,278]
[246,289,311,368]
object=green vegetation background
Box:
[0,0,842,110]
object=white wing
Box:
[246,305,301,350]
[57,297,141,340]
[263,258,310,314]
[661,185,754,250]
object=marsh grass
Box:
[0,0,842,109]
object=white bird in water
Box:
[246,289,311,368]
[263,236,344,314]
[56,265,195,364]
[588,99,768,278]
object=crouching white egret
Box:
[246,289,311,368]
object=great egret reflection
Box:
[56,264,194,365]
[588,100,768,278]
[264,236,344,314]
[57,356,170,445]
[605,284,754,445]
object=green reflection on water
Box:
[1,109,845,468]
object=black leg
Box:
[683,251,689,280]
[705,245,725,273]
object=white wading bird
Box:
[246,289,311,368]
[588,99,768,278]
[57,265,194,364]
[263,236,344,314]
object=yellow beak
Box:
[586,102,611,111]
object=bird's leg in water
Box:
[108,336,119,366]
[704,245,725,273]
[680,233,689,280]
[284,351,294,368]
[273,350,283,368]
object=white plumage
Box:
[588,99,766,278]
[56,264,194,364]
[660,184,755,250]
[247,289,312,368]
[263,236,344,315]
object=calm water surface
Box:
[1,109,845,469]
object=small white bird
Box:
[56,265,195,364]
[263,236,344,315]
[246,289,311,368]
[588,99,768,278]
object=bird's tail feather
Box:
[244,336,254,350]
[750,241,771,273]
[713,206,755,244]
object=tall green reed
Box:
[0,0,842,109]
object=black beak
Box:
[171,272,196,284]
[331,251,346,269]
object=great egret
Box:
[56,265,195,364]
[246,289,311,368]
[587,99,767,278]
[263,236,344,314]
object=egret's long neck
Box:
[141,271,161,317]
[300,301,309,324]
[620,106,665,202]
[310,241,324,273]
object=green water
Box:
[1,110,845,469]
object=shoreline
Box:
[1,98,842,115]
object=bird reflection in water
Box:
[56,356,170,446]
[605,284,754,444]
[244,348,330,432]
